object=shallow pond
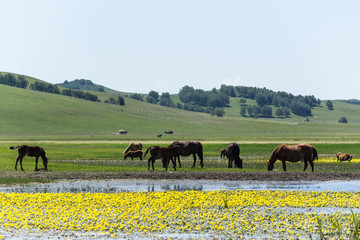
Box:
[0,179,359,193]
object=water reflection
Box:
[0,179,359,193]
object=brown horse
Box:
[143,146,180,171]
[225,143,243,168]
[336,152,352,162]
[267,144,318,172]
[123,142,142,154]
[169,141,204,168]
[124,150,143,160]
[10,145,49,171]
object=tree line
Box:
[140,84,322,118]
[0,73,103,103]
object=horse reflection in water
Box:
[267,144,318,172]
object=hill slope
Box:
[1,84,360,142]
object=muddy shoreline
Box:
[19,171,360,182]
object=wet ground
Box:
[2,179,360,193]
[14,170,360,182]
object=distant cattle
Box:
[118,130,128,135]
[336,152,352,162]
[124,150,143,160]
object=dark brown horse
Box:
[169,141,204,168]
[124,150,143,160]
[123,142,143,154]
[10,145,49,171]
[267,144,318,172]
[225,143,243,168]
[143,146,180,171]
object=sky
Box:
[1,0,360,100]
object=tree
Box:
[339,116,348,123]
[240,106,247,117]
[118,95,125,106]
[326,100,334,110]
[275,108,285,118]
[159,92,175,107]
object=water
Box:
[0,179,359,193]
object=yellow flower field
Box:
[0,190,359,239]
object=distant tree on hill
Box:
[0,73,28,89]
[118,95,125,106]
[30,81,60,94]
[58,79,105,92]
[130,93,143,101]
[339,116,348,123]
[159,92,175,107]
[146,90,159,104]
[326,100,334,110]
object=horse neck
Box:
[268,151,278,165]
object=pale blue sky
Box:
[1,0,359,100]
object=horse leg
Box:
[309,160,314,172]
[147,158,152,171]
[192,154,197,168]
[15,156,20,170]
[228,157,232,168]
[177,155,181,168]
[171,157,176,171]
[20,156,25,171]
[35,157,39,171]
[199,154,204,168]
[304,159,308,171]
[281,160,287,171]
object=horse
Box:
[124,150,143,160]
[169,141,204,168]
[267,144,318,172]
[123,142,142,154]
[336,152,352,162]
[9,145,49,171]
[143,146,180,171]
[225,143,243,168]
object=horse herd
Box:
[8,142,353,172]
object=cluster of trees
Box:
[58,79,105,92]
[0,73,28,88]
[61,88,100,102]
[229,85,321,117]
[104,95,125,106]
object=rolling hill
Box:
[1,72,360,142]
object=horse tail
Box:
[9,146,20,150]
[143,147,152,158]
[312,147,318,161]
[197,143,204,160]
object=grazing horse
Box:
[124,150,143,160]
[123,142,142,154]
[143,146,180,171]
[267,144,318,172]
[9,145,49,171]
[225,143,243,168]
[336,152,352,162]
[169,141,204,168]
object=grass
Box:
[2,142,360,177]
[2,76,360,142]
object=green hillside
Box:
[1,72,360,142]
[1,83,360,142]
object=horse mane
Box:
[267,144,283,166]
[123,143,133,154]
